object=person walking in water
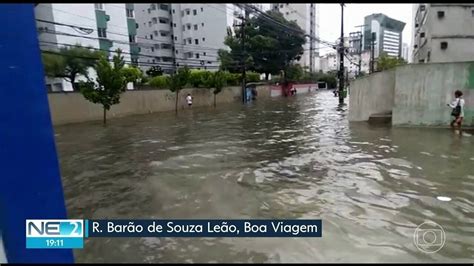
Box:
[447,90,465,134]
[186,93,193,107]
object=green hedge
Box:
[148,75,169,89]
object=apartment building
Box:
[135,4,246,73]
[412,4,474,63]
[35,3,137,91]
[363,13,406,59]
[271,3,320,72]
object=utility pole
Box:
[240,5,248,104]
[370,32,376,73]
[309,3,315,73]
[338,3,345,104]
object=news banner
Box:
[26,219,322,249]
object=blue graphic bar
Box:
[27,238,83,249]
[88,220,322,237]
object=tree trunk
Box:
[175,90,179,114]
[213,93,216,108]
[70,76,76,91]
[103,107,107,126]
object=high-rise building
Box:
[402,42,409,62]
[412,4,474,63]
[35,4,137,91]
[271,3,320,72]
[135,4,243,73]
[363,13,406,58]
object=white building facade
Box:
[135,4,246,73]
[412,3,474,63]
[35,3,136,91]
[271,3,320,72]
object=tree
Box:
[285,64,304,82]
[210,71,226,108]
[79,49,129,125]
[167,66,190,114]
[219,10,305,80]
[41,44,102,90]
[376,52,407,71]
[122,66,143,85]
[146,65,163,77]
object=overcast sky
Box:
[318,4,414,55]
[259,4,414,55]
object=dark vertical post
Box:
[241,6,247,104]
[358,32,362,76]
[338,3,345,104]
[370,32,376,73]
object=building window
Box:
[195,39,199,45]
[154,30,158,36]
[160,4,169,11]
[286,12,289,15]
[161,44,172,49]
[129,35,136,43]
[151,47,154,52]
[420,5,425,11]
[176,50,179,54]
[437,11,445,18]
[181,10,184,17]
[97,27,106,38]
[186,9,190,15]
[150,4,156,10]
[414,44,418,49]
[152,17,157,24]
[183,40,186,45]
[203,52,206,56]
[148,21,152,27]
[440,41,448,50]
[148,9,151,14]
[174,36,177,41]
[126,8,134,18]
[187,24,191,30]
[159,18,168,24]
[195,53,200,59]
[280,4,283,8]
[145,35,148,39]
[94,3,104,10]
[152,59,155,63]
[182,25,185,31]
[415,23,419,28]
[193,9,197,15]
[202,37,205,42]
[194,24,198,30]
[201,22,204,27]
[150,34,153,40]
[472,9,474,17]
[420,32,425,38]
[160,32,168,37]
[173,23,176,27]
[188,39,192,44]
[201,7,204,12]
[172,9,175,14]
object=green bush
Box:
[246,71,260,82]
[188,70,215,88]
[148,75,169,89]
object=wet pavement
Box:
[54,90,474,263]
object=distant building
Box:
[412,4,474,63]
[363,13,406,58]
[272,3,320,72]
[35,4,136,91]
[402,43,409,62]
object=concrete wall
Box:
[393,62,474,126]
[48,85,270,125]
[348,70,396,121]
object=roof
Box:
[365,13,406,32]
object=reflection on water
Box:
[54,91,474,263]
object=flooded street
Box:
[54,91,474,263]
